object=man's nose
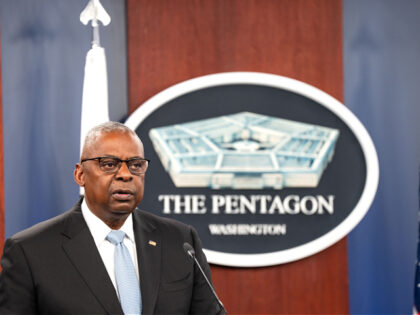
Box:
[115,161,133,181]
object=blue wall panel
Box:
[343,1,420,313]
[0,0,127,237]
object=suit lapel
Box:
[133,210,162,315]
[61,203,124,315]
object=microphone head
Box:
[183,242,195,258]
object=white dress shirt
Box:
[81,199,140,297]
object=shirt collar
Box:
[81,198,135,246]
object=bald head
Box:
[81,122,142,160]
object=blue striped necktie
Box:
[106,230,142,315]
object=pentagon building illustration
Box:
[149,112,339,189]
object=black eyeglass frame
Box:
[80,156,151,175]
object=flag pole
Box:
[79,0,111,156]
[79,0,111,194]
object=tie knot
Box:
[106,230,126,245]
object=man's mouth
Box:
[112,189,135,201]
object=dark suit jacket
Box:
[0,199,221,315]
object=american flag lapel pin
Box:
[148,240,157,246]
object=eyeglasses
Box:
[81,156,150,175]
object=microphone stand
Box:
[184,243,227,315]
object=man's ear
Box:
[74,163,85,187]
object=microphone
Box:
[183,242,227,315]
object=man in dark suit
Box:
[0,122,221,314]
